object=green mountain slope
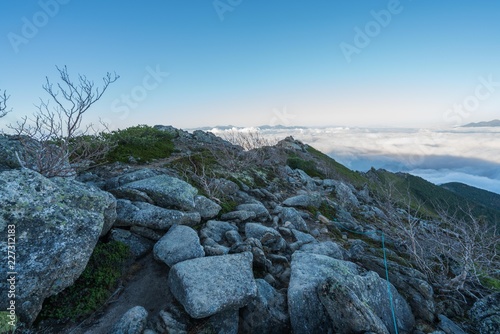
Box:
[441,182,500,215]
[364,169,500,224]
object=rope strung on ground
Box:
[334,220,399,334]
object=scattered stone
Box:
[153,225,205,267]
[236,202,270,221]
[229,242,252,254]
[240,279,290,334]
[110,228,154,258]
[469,292,500,334]
[283,193,321,209]
[289,229,317,252]
[130,226,163,241]
[194,195,221,219]
[220,210,256,222]
[225,229,242,245]
[437,314,467,334]
[299,241,344,260]
[335,182,360,208]
[168,252,257,318]
[200,220,238,243]
[207,310,239,334]
[158,310,188,334]
[245,223,286,252]
[110,306,148,334]
[279,207,308,232]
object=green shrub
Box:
[219,200,238,215]
[286,156,323,178]
[104,125,174,163]
[38,241,130,320]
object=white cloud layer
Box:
[214,126,500,194]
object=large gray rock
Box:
[470,292,500,334]
[283,193,321,209]
[318,276,390,334]
[0,169,115,325]
[299,241,344,260]
[154,225,205,267]
[220,210,256,223]
[110,306,148,334]
[115,175,198,210]
[288,251,414,334]
[335,181,360,208]
[50,177,117,237]
[279,207,308,232]
[349,243,435,323]
[115,199,201,230]
[105,168,163,190]
[194,195,221,219]
[240,279,290,334]
[168,252,257,318]
[236,202,270,221]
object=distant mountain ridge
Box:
[440,182,500,215]
[190,124,310,131]
[462,119,500,127]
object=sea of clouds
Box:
[209,126,500,195]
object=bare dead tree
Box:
[379,184,499,301]
[220,129,277,151]
[429,207,499,297]
[0,89,11,118]
[377,183,433,275]
[9,66,119,177]
[214,130,278,171]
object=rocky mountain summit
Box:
[0,126,498,334]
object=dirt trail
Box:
[62,254,171,334]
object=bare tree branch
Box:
[8,67,119,177]
[0,89,12,118]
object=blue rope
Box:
[381,232,399,334]
[335,221,399,334]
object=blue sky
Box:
[1,0,499,130]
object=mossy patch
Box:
[286,156,323,178]
[104,125,174,163]
[0,311,16,333]
[219,200,238,215]
[38,241,130,321]
[480,276,500,291]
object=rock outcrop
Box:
[0,169,116,325]
[168,252,257,318]
[288,251,414,334]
